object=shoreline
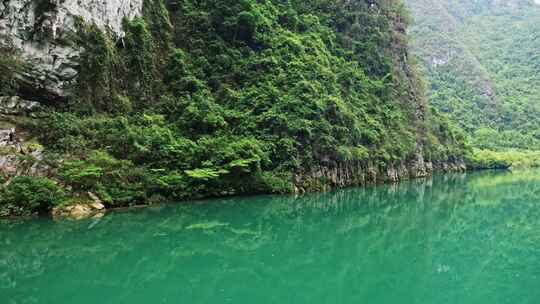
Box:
[1,163,474,221]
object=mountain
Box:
[405,0,540,150]
[0,0,467,216]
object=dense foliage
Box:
[469,149,540,170]
[406,0,540,150]
[0,176,65,216]
[1,0,468,213]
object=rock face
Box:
[0,0,143,102]
[0,125,48,181]
[0,96,40,115]
[295,153,467,193]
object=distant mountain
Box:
[405,0,540,150]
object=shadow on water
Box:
[1,170,540,303]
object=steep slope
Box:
[0,0,468,216]
[405,0,540,149]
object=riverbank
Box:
[0,156,467,220]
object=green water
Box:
[2,170,540,303]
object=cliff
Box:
[0,0,142,102]
[0,0,468,217]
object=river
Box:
[1,170,540,303]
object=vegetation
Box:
[406,0,540,150]
[469,149,540,170]
[1,0,469,215]
[0,176,65,217]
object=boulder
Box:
[52,203,106,220]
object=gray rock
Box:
[0,126,49,180]
[0,154,19,178]
[0,96,40,115]
[1,0,143,101]
[293,147,465,193]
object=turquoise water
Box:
[2,170,540,303]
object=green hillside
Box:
[406,0,540,150]
[0,0,468,216]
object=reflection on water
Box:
[1,170,540,303]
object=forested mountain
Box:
[0,0,468,216]
[405,0,540,150]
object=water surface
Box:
[2,170,540,303]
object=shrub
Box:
[59,151,146,206]
[468,149,540,170]
[0,176,65,216]
[254,171,294,194]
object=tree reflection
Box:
[1,170,540,303]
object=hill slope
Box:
[405,0,540,150]
[0,0,467,216]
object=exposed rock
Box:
[0,0,143,180]
[409,152,430,178]
[295,156,466,193]
[0,154,18,178]
[0,149,48,181]
[0,128,16,147]
[88,192,105,210]
[89,202,105,211]
[0,0,143,101]
[0,96,40,115]
[51,192,106,220]
[0,127,49,181]
[52,203,106,220]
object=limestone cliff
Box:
[296,156,466,193]
[0,0,142,102]
[0,1,470,217]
